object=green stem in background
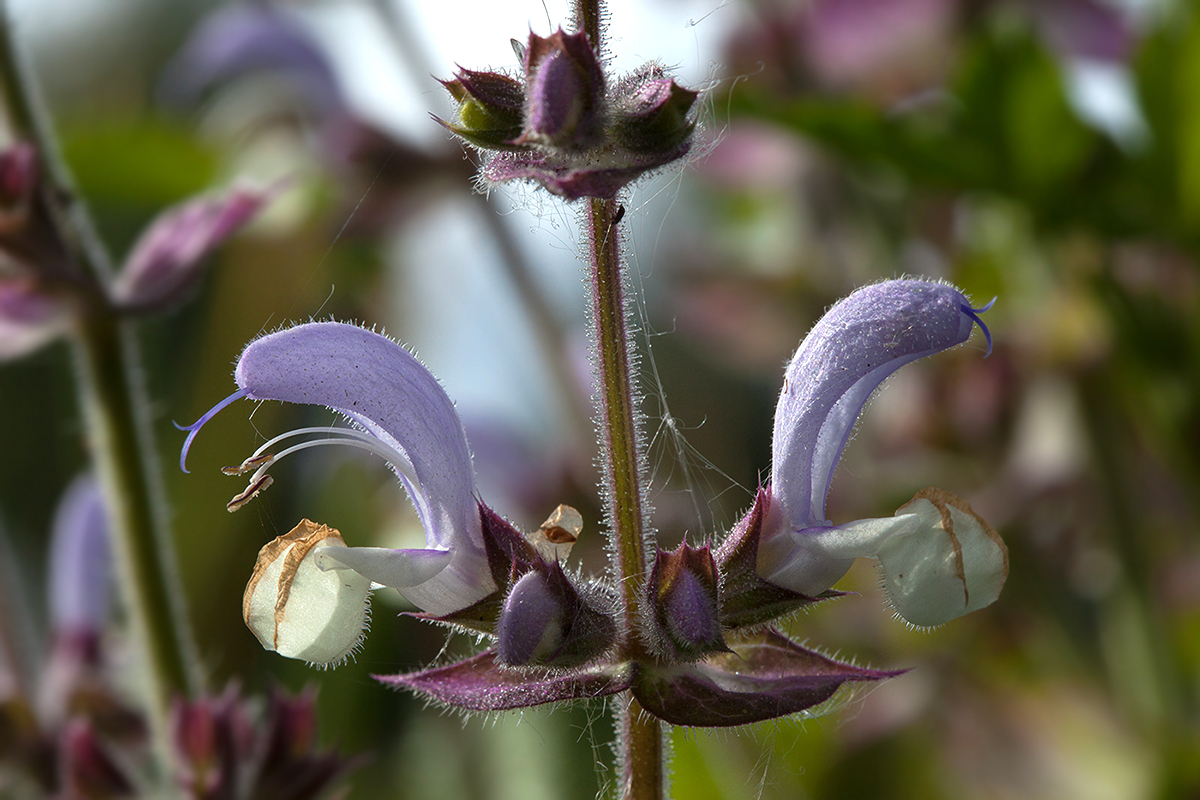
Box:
[72,308,198,722]
[0,3,198,772]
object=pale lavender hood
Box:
[771,279,989,530]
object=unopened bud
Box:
[649,542,727,660]
[495,562,614,667]
[110,186,268,313]
[613,66,698,156]
[518,29,605,149]
[61,719,133,798]
[437,68,526,150]
[0,143,37,234]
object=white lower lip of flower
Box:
[881,490,1008,627]
[762,488,1008,628]
[243,519,371,667]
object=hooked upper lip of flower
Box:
[758,279,1007,627]
[178,321,495,620]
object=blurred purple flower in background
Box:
[161,4,472,232]
[0,138,270,360]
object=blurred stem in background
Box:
[0,3,197,782]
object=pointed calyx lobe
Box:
[632,628,903,727]
[437,28,698,199]
[714,488,841,628]
[437,68,526,150]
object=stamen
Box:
[221,425,421,512]
[960,297,996,358]
[228,474,274,513]
[222,453,275,476]
[246,436,420,491]
[246,426,411,469]
[174,388,249,473]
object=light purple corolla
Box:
[757,279,1006,626]
[180,323,494,663]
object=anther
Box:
[227,474,274,513]
[221,453,275,476]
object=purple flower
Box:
[159,5,344,117]
[180,322,499,662]
[0,141,270,360]
[109,185,270,312]
[47,476,111,640]
[757,279,1007,626]
[0,277,71,361]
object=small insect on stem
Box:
[612,204,625,226]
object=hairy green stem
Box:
[588,196,664,800]
[0,4,197,776]
[588,197,646,633]
[576,1,664,795]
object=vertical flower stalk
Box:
[0,7,197,772]
[588,196,664,800]
[572,2,663,796]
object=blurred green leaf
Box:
[61,118,217,208]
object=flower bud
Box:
[438,68,526,150]
[612,66,698,156]
[60,719,133,798]
[0,143,71,276]
[648,542,727,660]
[110,186,268,313]
[0,278,71,362]
[495,562,614,668]
[0,143,37,234]
[243,519,371,666]
[518,29,605,150]
[172,688,248,797]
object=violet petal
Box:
[47,475,110,637]
[111,187,268,312]
[771,279,987,530]
[161,5,344,117]
[0,278,70,360]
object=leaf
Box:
[376,650,632,712]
